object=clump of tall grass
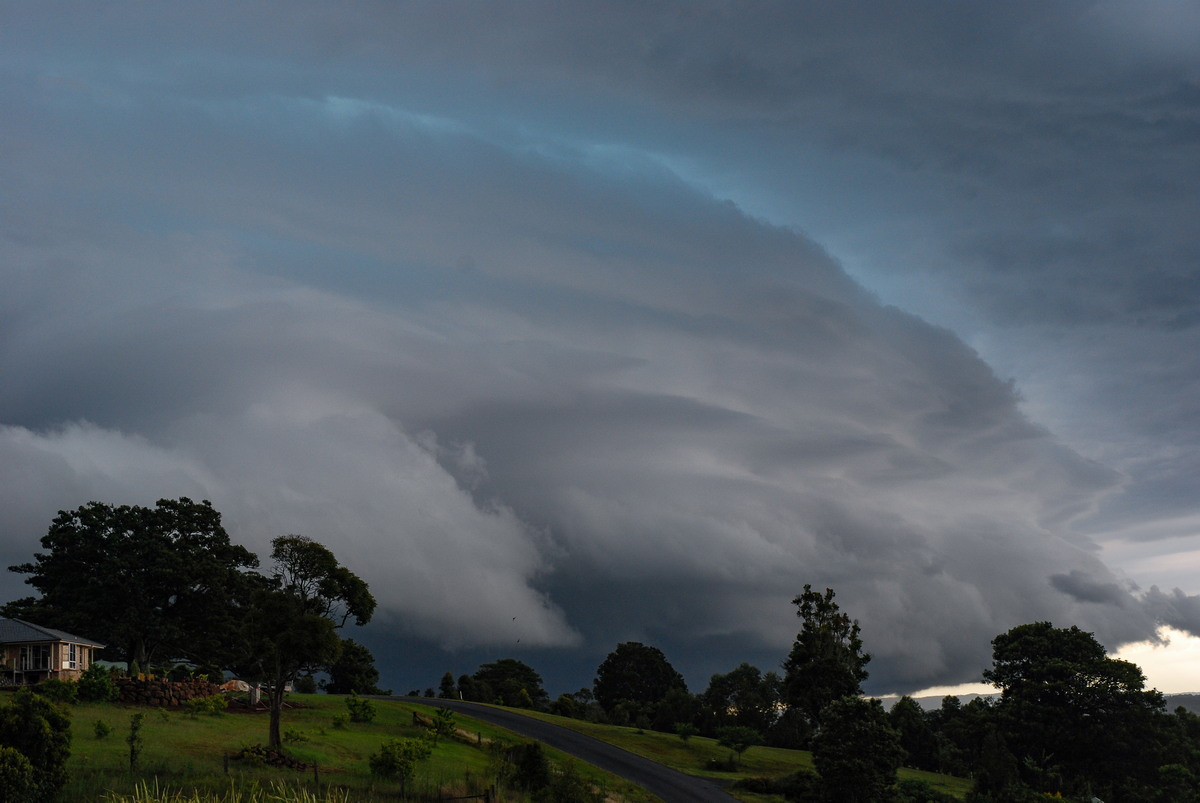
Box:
[105,780,351,803]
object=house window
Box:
[19,645,50,671]
[67,643,77,670]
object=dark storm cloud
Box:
[1051,570,1130,607]
[2,2,1198,693]
[1143,586,1200,639]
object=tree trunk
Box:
[268,682,284,750]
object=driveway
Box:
[404,698,735,802]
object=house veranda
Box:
[0,618,105,686]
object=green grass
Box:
[54,694,970,802]
[61,695,652,802]
[510,707,972,801]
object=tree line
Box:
[6,499,1200,800]
[2,498,375,753]
[427,585,1200,802]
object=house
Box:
[0,618,105,686]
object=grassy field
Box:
[60,694,653,802]
[50,694,970,802]
[509,707,972,801]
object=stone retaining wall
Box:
[116,677,222,707]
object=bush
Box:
[894,778,960,803]
[283,729,309,744]
[193,663,224,684]
[0,687,72,800]
[78,663,119,702]
[181,695,228,718]
[94,719,113,739]
[733,769,821,802]
[507,742,551,792]
[536,760,606,803]
[330,714,347,730]
[369,736,432,783]
[0,745,36,803]
[293,675,318,694]
[34,678,78,704]
[345,691,376,723]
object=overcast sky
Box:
[3,1,1199,696]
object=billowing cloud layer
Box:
[2,2,1198,693]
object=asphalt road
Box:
[401,698,735,802]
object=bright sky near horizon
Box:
[2,1,1198,696]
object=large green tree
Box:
[782,585,870,731]
[323,639,388,695]
[469,658,548,709]
[811,696,904,803]
[701,663,782,735]
[235,535,375,750]
[593,642,688,725]
[982,621,1168,799]
[5,498,259,668]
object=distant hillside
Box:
[896,692,1200,714]
[1166,694,1200,714]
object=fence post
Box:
[313,761,319,787]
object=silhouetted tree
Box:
[983,621,1168,799]
[323,638,388,695]
[888,695,938,771]
[234,535,375,750]
[6,498,258,668]
[811,696,903,803]
[472,658,547,709]
[593,642,687,722]
[701,663,782,735]
[782,585,869,733]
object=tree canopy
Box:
[982,621,1169,798]
[811,696,904,803]
[323,638,388,696]
[782,585,870,731]
[592,642,688,715]
[235,535,376,749]
[701,663,782,736]
[469,658,548,709]
[5,498,259,668]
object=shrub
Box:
[673,722,698,745]
[94,719,113,739]
[0,745,36,803]
[182,695,228,718]
[283,729,309,744]
[34,678,78,704]
[345,691,376,723]
[78,663,119,702]
[0,688,72,800]
[895,778,960,803]
[369,736,432,783]
[330,714,347,730]
[715,725,761,768]
[507,741,551,792]
[293,674,318,694]
[127,713,145,772]
[538,760,606,803]
[733,769,821,801]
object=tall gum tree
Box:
[236,535,375,750]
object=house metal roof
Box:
[0,618,105,648]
